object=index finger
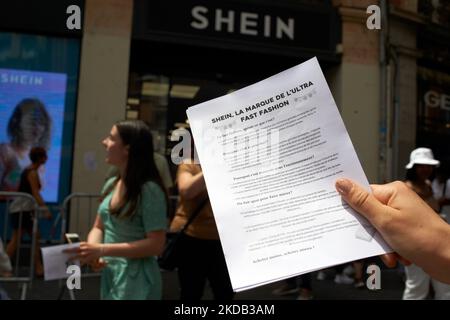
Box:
[63,247,81,254]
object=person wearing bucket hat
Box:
[405,147,440,170]
[402,147,450,300]
[404,148,440,211]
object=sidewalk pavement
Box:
[1,265,405,300]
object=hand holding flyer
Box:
[187,57,391,292]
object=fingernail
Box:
[336,179,353,195]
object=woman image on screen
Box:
[0,98,52,192]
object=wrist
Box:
[422,222,450,283]
[100,244,105,257]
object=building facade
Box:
[2,0,449,207]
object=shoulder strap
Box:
[180,197,209,232]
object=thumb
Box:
[335,178,386,227]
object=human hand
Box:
[43,209,52,220]
[335,178,450,282]
[90,258,107,272]
[39,206,52,220]
[65,242,105,265]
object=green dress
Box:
[98,178,167,300]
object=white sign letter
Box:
[191,6,209,30]
[264,15,271,37]
[276,17,294,40]
[442,94,450,111]
[215,9,235,33]
[424,90,440,108]
[241,12,258,36]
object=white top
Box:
[431,178,450,223]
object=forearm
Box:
[87,227,104,244]
[180,172,206,199]
[32,192,46,207]
[102,237,165,259]
[421,222,450,284]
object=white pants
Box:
[403,264,450,300]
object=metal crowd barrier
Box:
[51,193,101,300]
[0,191,39,300]
[52,193,102,244]
[2,192,178,300]
[52,193,179,299]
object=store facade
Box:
[0,0,83,237]
[416,0,450,170]
[1,0,390,236]
[129,0,342,177]
[386,0,450,180]
[0,0,83,204]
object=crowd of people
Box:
[1,118,450,300]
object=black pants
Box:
[177,234,234,301]
[10,211,34,231]
[286,273,312,291]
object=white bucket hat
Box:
[405,147,440,169]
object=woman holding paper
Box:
[66,120,167,300]
[170,140,234,300]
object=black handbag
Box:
[158,198,208,271]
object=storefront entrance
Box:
[128,0,341,178]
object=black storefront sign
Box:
[133,0,340,61]
[0,0,84,37]
[417,68,450,134]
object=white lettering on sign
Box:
[241,12,258,36]
[424,90,450,111]
[191,6,209,29]
[215,9,235,33]
[190,6,295,40]
[0,73,43,85]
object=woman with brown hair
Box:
[66,120,167,299]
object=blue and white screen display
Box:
[0,68,67,202]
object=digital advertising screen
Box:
[0,68,67,203]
